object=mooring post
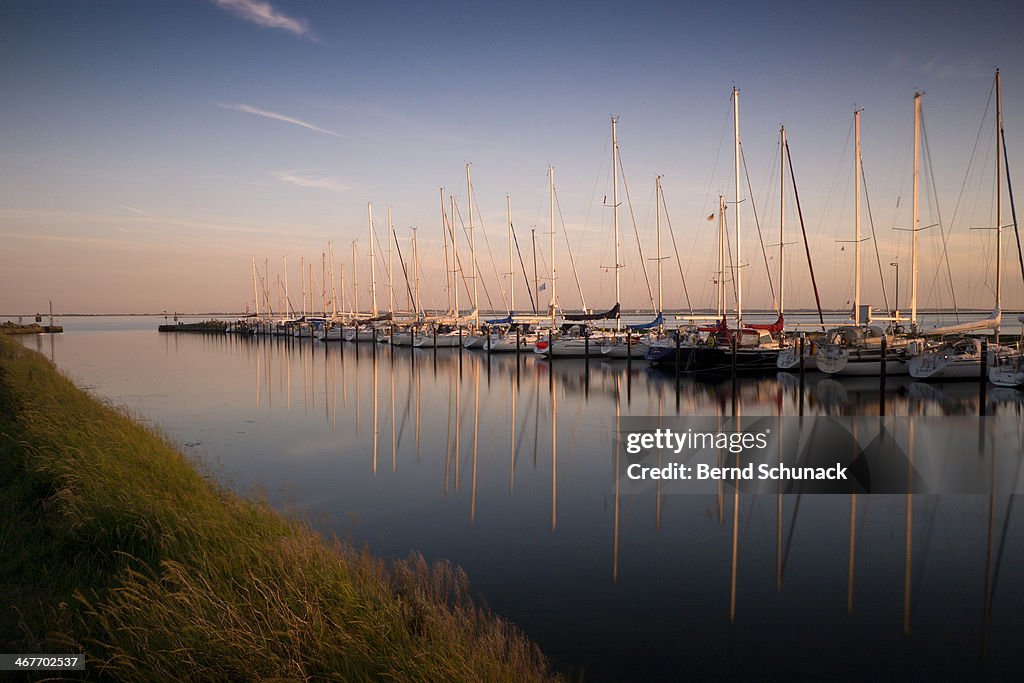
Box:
[548,330,554,391]
[731,335,738,415]
[675,331,681,409]
[879,336,888,416]
[627,333,633,372]
[798,336,805,413]
[979,338,988,416]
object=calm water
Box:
[19,318,1024,681]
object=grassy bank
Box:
[0,338,559,681]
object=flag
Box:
[538,282,547,292]
[707,213,716,221]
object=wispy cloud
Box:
[273,170,352,193]
[211,0,316,41]
[891,53,992,80]
[117,204,151,216]
[216,102,346,138]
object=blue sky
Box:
[2,0,1023,315]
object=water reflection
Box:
[23,325,1024,681]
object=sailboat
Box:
[910,70,1009,380]
[532,154,618,358]
[601,130,662,359]
[661,88,784,374]
[817,95,930,376]
[413,192,472,348]
[345,203,386,342]
[535,118,622,358]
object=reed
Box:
[0,338,558,681]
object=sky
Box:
[2,0,1024,316]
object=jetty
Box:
[0,321,63,335]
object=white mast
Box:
[612,115,621,331]
[328,242,337,320]
[368,202,378,317]
[467,163,478,324]
[388,206,395,316]
[507,194,514,314]
[351,241,359,317]
[549,165,556,328]
[252,256,259,319]
[854,110,862,325]
[718,195,726,317]
[780,126,786,316]
[283,255,289,318]
[911,93,920,329]
[308,264,313,317]
[412,227,421,316]
[340,263,346,319]
[441,188,452,315]
[452,195,460,320]
[995,68,1003,343]
[300,256,305,318]
[656,176,663,314]
[733,87,743,327]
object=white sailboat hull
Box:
[600,341,649,359]
[989,362,1024,388]
[486,334,534,352]
[344,328,378,342]
[908,353,981,380]
[534,336,611,358]
[815,345,909,376]
[413,332,463,348]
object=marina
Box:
[17,316,1024,680]
[6,2,1024,679]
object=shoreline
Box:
[0,337,558,680]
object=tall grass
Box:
[0,339,559,681]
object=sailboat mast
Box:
[508,194,514,314]
[780,126,786,316]
[733,87,743,327]
[388,207,395,316]
[532,228,539,315]
[467,163,477,323]
[352,242,359,316]
[368,203,378,317]
[412,228,421,316]
[283,256,289,317]
[656,176,663,314]
[322,252,326,316]
[452,195,460,320]
[995,68,1003,343]
[549,165,556,328]
[441,188,452,314]
[612,116,621,331]
[252,256,259,319]
[329,242,337,319]
[718,195,726,317]
[300,256,305,318]
[912,94,920,329]
[854,110,862,325]
[340,263,346,318]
